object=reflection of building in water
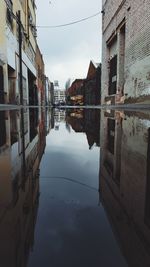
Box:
[29,108,39,142]
[54,109,66,124]
[54,90,66,104]
[66,109,84,132]
[66,109,100,149]
[54,109,66,130]
[100,110,150,266]
[84,109,100,149]
[45,108,54,135]
[0,111,7,149]
[0,108,46,267]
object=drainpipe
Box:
[18,11,23,106]
[27,0,29,38]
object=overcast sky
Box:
[36,0,102,88]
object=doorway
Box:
[0,66,4,104]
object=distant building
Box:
[66,79,85,105]
[50,82,54,106]
[45,77,54,106]
[45,77,50,106]
[46,79,54,106]
[66,61,101,106]
[35,45,45,106]
[84,61,101,105]
[54,89,66,104]
[101,0,150,105]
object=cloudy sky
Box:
[36,0,102,88]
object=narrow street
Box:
[0,0,150,266]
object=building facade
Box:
[66,79,85,105]
[101,0,150,105]
[0,0,37,105]
[54,89,66,104]
[45,77,54,106]
[35,45,45,106]
[66,109,100,149]
[84,61,101,105]
[0,108,46,266]
[100,109,150,265]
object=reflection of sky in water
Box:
[41,122,100,189]
[28,121,127,267]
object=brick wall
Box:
[100,110,150,265]
[101,0,150,104]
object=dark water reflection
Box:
[0,107,150,267]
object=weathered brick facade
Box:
[101,0,150,105]
[100,109,150,265]
[35,45,45,106]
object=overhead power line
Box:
[36,11,101,28]
[41,176,97,191]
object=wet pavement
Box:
[0,107,150,267]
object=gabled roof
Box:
[86,60,101,79]
[91,60,100,68]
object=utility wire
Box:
[41,176,97,191]
[36,11,101,28]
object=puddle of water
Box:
[0,107,150,267]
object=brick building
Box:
[0,0,37,105]
[35,45,45,106]
[66,109,100,149]
[0,108,46,266]
[101,0,150,105]
[0,0,53,106]
[84,61,101,105]
[100,109,150,266]
[45,78,54,106]
[66,79,85,105]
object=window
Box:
[26,42,35,65]
[0,112,6,147]
[18,74,27,102]
[107,118,115,154]
[118,24,125,95]
[6,7,13,30]
[109,55,117,95]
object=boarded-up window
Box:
[0,112,6,147]
[109,55,117,95]
[0,66,4,104]
[107,118,115,154]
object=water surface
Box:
[0,108,150,267]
